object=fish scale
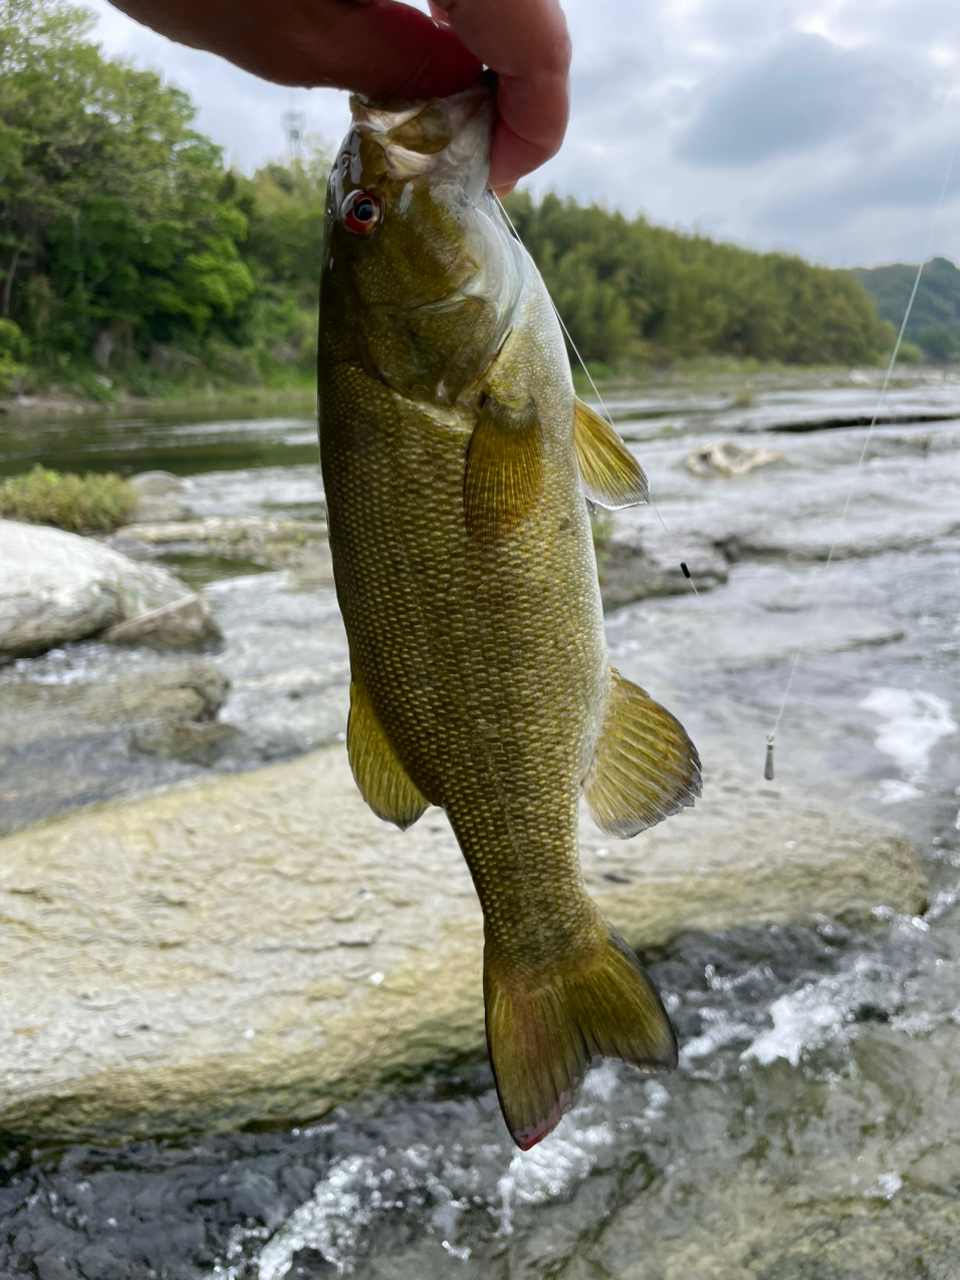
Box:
[318,79,701,1148]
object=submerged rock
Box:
[0,660,233,835]
[0,660,228,750]
[116,515,334,581]
[0,744,925,1143]
[131,717,241,763]
[0,519,211,658]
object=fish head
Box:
[321,78,523,406]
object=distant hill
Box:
[852,257,960,361]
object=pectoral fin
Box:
[347,680,428,830]
[574,398,648,508]
[583,669,701,837]
[463,395,544,546]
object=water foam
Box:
[496,1112,616,1235]
[860,686,957,786]
[741,954,904,1068]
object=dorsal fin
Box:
[574,398,648,509]
[583,668,701,837]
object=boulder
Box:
[102,595,221,649]
[0,744,925,1142]
[0,519,212,658]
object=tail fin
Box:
[484,926,677,1150]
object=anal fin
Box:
[347,680,428,830]
[583,668,701,837]
[574,397,648,509]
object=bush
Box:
[0,466,138,532]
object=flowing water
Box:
[0,370,958,1278]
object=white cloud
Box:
[84,0,960,267]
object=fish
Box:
[317,79,701,1150]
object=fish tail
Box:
[484,925,677,1150]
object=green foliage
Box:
[897,341,924,366]
[241,143,330,302]
[0,0,253,366]
[917,325,957,363]
[853,257,960,358]
[504,192,888,368]
[0,316,28,389]
[0,464,137,530]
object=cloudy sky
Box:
[86,0,960,268]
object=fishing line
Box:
[493,194,706,602]
[763,124,960,780]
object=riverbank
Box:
[4,360,957,427]
[0,383,316,424]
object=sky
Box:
[85,0,960,269]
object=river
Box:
[0,369,958,1278]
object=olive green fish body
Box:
[318,84,700,1148]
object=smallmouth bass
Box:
[318,81,700,1149]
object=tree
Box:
[0,0,253,363]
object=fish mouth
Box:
[348,78,494,181]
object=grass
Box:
[0,466,138,533]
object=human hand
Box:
[107,0,570,192]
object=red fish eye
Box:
[341,190,381,236]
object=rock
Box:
[130,472,185,496]
[126,473,192,525]
[0,520,208,659]
[0,661,232,836]
[131,718,240,763]
[128,495,193,524]
[596,523,729,610]
[0,661,229,752]
[600,1167,960,1279]
[0,744,925,1142]
[119,516,332,578]
[686,439,784,477]
[102,595,221,649]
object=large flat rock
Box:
[0,520,219,657]
[0,744,925,1142]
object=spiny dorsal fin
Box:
[463,394,544,546]
[574,397,648,509]
[583,668,701,837]
[485,923,677,1149]
[347,680,428,830]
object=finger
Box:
[278,1,483,99]
[438,0,571,186]
[110,0,482,98]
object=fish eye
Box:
[341,189,381,236]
